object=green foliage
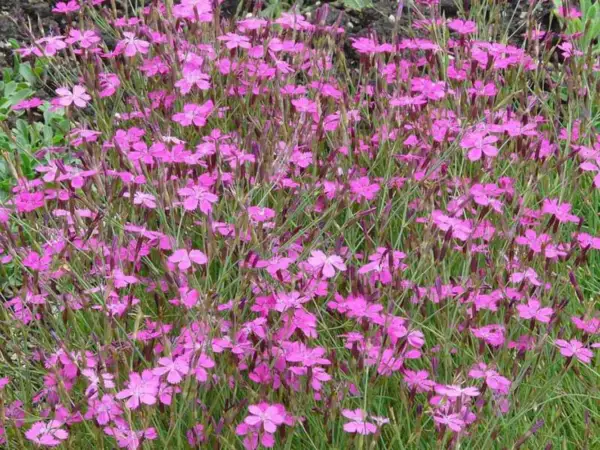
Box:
[0,52,71,197]
[554,0,600,54]
[342,0,373,11]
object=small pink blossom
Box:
[244,403,286,434]
[168,249,208,271]
[115,370,159,409]
[555,339,593,364]
[516,299,553,323]
[307,250,346,278]
[248,206,276,223]
[153,356,190,384]
[342,409,377,435]
[56,85,91,108]
[25,421,69,447]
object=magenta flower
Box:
[85,395,122,425]
[350,177,380,202]
[247,206,276,223]
[433,413,465,432]
[176,67,211,94]
[541,199,580,224]
[117,32,150,57]
[516,299,553,323]
[153,356,190,384]
[56,85,91,108]
[193,354,215,382]
[172,101,214,127]
[403,370,435,392]
[168,249,208,271]
[431,210,473,241]
[244,403,286,433]
[307,250,346,278]
[178,185,218,214]
[22,251,51,271]
[460,131,499,161]
[66,30,101,49]
[555,339,594,364]
[291,97,318,114]
[218,32,252,50]
[435,384,480,398]
[25,421,68,447]
[115,370,159,409]
[342,409,377,435]
[448,19,477,35]
[99,72,120,98]
[52,1,80,14]
[471,324,505,347]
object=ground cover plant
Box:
[0,0,599,448]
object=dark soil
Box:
[0,0,62,68]
[0,0,559,69]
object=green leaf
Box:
[8,88,34,106]
[343,0,372,11]
[18,63,37,85]
[4,81,17,97]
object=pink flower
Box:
[168,249,208,271]
[218,32,251,50]
[52,1,80,14]
[274,291,309,312]
[542,199,580,224]
[555,339,593,364]
[187,424,206,447]
[342,409,377,435]
[172,101,214,127]
[22,251,52,271]
[307,250,347,278]
[178,185,218,214]
[434,413,465,432]
[176,67,211,94]
[468,363,511,395]
[66,30,101,48]
[284,342,330,367]
[99,72,120,98]
[350,177,380,202]
[133,192,157,209]
[153,356,190,384]
[510,268,542,286]
[460,131,499,161]
[193,353,215,383]
[403,370,435,392]
[85,395,122,425]
[448,19,477,35]
[36,36,67,56]
[580,159,600,188]
[431,210,472,241]
[104,419,157,450]
[117,32,150,57]
[12,98,44,111]
[25,421,69,447]
[116,370,159,409]
[56,85,91,108]
[435,384,480,398]
[471,324,505,347]
[247,206,276,223]
[291,97,318,114]
[244,403,286,433]
[516,299,553,323]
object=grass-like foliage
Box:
[0,0,599,448]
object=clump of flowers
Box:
[0,0,597,448]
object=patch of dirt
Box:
[0,0,560,69]
[0,0,62,68]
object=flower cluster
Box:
[0,0,598,449]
